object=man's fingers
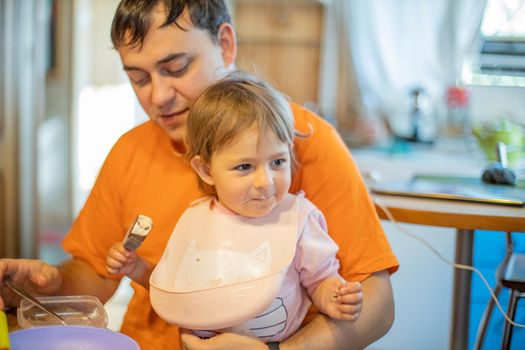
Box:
[180,331,209,350]
[30,263,55,287]
[0,259,63,309]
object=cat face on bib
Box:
[175,240,272,290]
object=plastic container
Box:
[17,295,107,328]
[9,326,139,350]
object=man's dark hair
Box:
[111,0,231,49]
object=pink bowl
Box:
[150,268,287,330]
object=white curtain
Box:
[319,0,487,143]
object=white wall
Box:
[90,0,128,86]
[370,224,455,350]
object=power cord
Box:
[374,197,525,328]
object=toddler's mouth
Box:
[249,195,273,202]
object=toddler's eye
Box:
[271,159,287,167]
[235,164,252,171]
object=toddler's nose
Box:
[253,168,273,189]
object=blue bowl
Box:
[9,326,140,350]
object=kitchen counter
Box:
[351,138,489,182]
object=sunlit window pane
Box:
[75,84,138,210]
[481,0,525,37]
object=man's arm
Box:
[180,270,394,350]
[0,258,119,309]
[283,270,394,350]
[58,259,120,303]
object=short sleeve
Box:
[290,104,399,282]
[294,198,341,296]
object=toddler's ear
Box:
[190,156,214,186]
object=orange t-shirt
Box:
[63,103,399,350]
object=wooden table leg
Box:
[450,229,474,350]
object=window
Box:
[463,0,525,86]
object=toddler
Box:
[106,73,363,343]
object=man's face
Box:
[117,7,235,147]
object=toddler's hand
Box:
[328,279,362,321]
[105,242,138,275]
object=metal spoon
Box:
[3,278,68,326]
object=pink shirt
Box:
[172,193,341,342]
[243,193,341,342]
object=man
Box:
[0,1,398,349]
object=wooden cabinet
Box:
[234,0,324,106]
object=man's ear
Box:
[190,156,214,186]
[217,23,237,67]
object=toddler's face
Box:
[209,125,292,217]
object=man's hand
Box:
[1,258,120,310]
[180,328,268,350]
[283,270,394,350]
[0,259,62,309]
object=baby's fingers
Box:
[337,303,362,322]
[340,281,362,294]
[105,254,127,274]
[338,289,363,305]
[111,242,132,256]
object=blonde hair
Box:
[186,73,297,195]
